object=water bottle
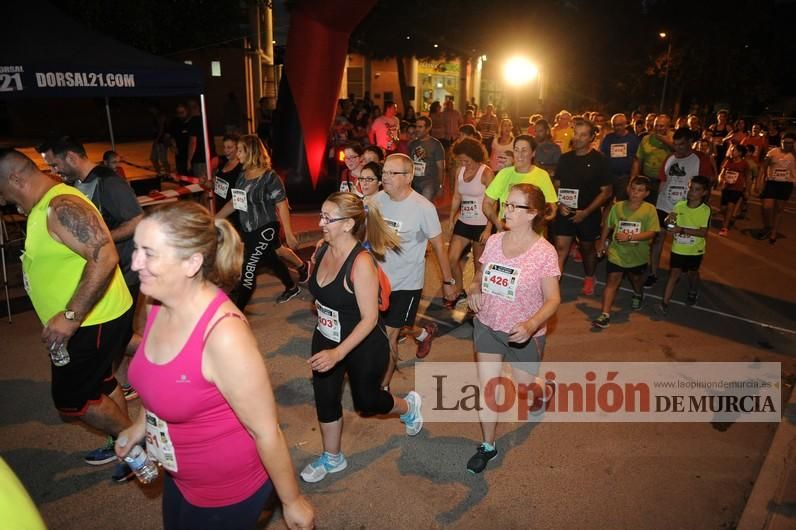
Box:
[665,212,677,231]
[121,441,159,484]
[50,344,70,366]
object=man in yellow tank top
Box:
[0,149,135,481]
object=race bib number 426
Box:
[482,263,521,301]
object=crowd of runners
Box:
[0,99,793,529]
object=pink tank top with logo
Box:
[128,290,268,507]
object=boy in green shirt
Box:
[658,176,711,314]
[593,176,660,329]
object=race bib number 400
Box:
[315,301,341,343]
[558,188,579,209]
[145,410,178,472]
[482,263,521,301]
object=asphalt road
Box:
[1,191,794,529]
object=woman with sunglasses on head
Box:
[466,183,560,474]
[300,192,423,484]
[215,135,306,307]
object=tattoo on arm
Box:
[53,197,111,262]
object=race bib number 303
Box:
[482,263,521,301]
[315,301,341,343]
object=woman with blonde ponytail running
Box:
[300,192,424,484]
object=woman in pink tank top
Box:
[446,137,495,307]
[116,202,314,530]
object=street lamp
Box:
[503,56,539,128]
[659,32,672,114]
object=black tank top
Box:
[310,242,366,342]
[214,157,241,209]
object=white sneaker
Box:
[401,391,423,436]
[300,452,348,483]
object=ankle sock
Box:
[416,329,429,342]
[324,451,343,466]
[482,441,495,452]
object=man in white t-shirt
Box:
[373,154,457,389]
[369,102,400,154]
[645,128,715,287]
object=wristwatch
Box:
[443,278,456,286]
[64,309,81,322]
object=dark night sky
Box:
[49,0,796,116]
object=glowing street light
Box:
[503,56,539,86]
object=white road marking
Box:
[562,272,796,335]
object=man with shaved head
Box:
[373,153,457,389]
[0,149,135,481]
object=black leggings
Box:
[233,222,295,309]
[162,474,273,530]
[311,329,394,423]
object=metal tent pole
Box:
[105,97,116,151]
[0,216,12,323]
[199,94,215,214]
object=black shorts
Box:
[452,220,486,242]
[382,289,423,329]
[606,261,647,275]
[613,174,631,202]
[721,189,744,206]
[656,208,669,229]
[670,252,703,272]
[551,210,602,241]
[645,178,662,206]
[760,181,794,201]
[52,306,134,415]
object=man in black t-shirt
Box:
[552,121,613,296]
[171,103,192,176]
[187,99,209,185]
[41,137,142,297]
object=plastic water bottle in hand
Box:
[50,344,70,366]
[118,436,159,484]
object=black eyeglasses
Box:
[358,177,378,183]
[320,214,351,224]
[502,202,532,212]
[382,170,410,178]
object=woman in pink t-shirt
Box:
[116,202,313,530]
[465,183,560,474]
